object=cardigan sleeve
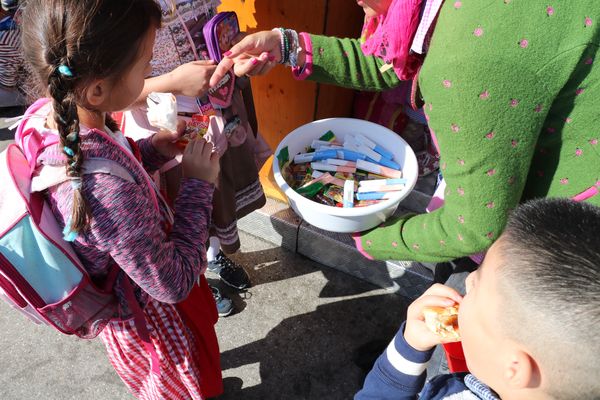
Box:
[307,34,402,91]
[80,174,214,303]
[356,24,568,262]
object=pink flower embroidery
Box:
[458,215,465,224]
[479,90,490,99]
[585,58,594,65]
[576,88,585,95]
[534,104,543,113]
[486,232,494,240]
[454,1,462,8]
[486,201,495,209]
[485,131,495,139]
[443,80,452,88]
[412,244,420,250]
[474,27,484,37]
[451,124,460,132]
[511,139,519,148]
[560,178,569,185]
[458,159,465,166]
[457,187,465,196]
[590,138,598,145]
[575,148,583,156]
[520,39,529,48]
[391,241,398,248]
[546,6,554,16]
[487,169,497,176]
[319,47,325,55]
[585,17,593,27]
[366,240,372,246]
[510,99,519,107]
[565,117,573,123]
[458,234,464,241]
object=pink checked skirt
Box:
[99,300,205,400]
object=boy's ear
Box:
[84,78,109,108]
[503,349,541,390]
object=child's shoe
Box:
[207,251,251,290]
[210,285,233,317]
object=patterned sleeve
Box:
[356,2,585,262]
[81,174,213,303]
[137,136,174,174]
[307,34,402,91]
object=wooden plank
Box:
[315,0,364,120]
[219,1,364,150]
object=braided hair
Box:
[21,0,161,239]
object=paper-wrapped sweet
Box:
[146,92,178,132]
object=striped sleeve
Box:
[355,322,434,400]
[0,28,23,88]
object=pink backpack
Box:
[0,99,160,340]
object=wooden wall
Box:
[224,1,364,149]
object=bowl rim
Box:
[272,117,419,217]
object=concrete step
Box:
[239,173,438,300]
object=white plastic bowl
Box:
[273,118,418,233]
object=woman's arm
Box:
[210,30,402,91]
[356,50,562,261]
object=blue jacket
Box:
[355,323,500,400]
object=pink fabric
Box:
[293,32,314,81]
[100,299,206,400]
[410,0,444,54]
[360,0,424,80]
[352,232,374,260]
[572,181,600,202]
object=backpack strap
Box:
[31,158,136,193]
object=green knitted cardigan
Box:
[305,0,600,262]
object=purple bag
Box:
[203,12,240,109]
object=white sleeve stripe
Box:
[385,340,428,376]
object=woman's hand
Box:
[168,60,217,97]
[210,30,283,87]
[403,284,463,352]
[181,138,221,184]
[151,119,187,158]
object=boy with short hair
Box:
[356,198,600,400]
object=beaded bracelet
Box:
[285,29,302,68]
[274,27,289,64]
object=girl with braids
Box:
[19,0,223,398]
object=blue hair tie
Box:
[63,146,75,157]
[62,218,78,242]
[71,178,82,190]
[58,65,74,77]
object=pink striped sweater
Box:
[30,108,214,317]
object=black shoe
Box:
[207,251,251,290]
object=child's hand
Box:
[151,119,187,158]
[182,138,220,184]
[169,60,217,98]
[404,284,463,352]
